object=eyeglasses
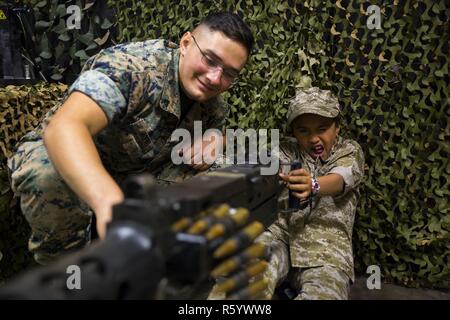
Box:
[191,35,240,85]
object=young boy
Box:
[258,87,365,300]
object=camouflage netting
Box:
[0,0,448,289]
[20,0,117,83]
[0,83,67,282]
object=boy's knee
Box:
[293,265,350,300]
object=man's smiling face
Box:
[178,28,248,102]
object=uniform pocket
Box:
[7,141,47,194]
[129,118,154,154]
[118,117,154,160]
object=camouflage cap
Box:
[286,87,341,129]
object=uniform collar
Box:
[159,48,182,118]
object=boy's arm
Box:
[279,140,364,200]
[316,173,344,197]
[328,140,365,197]
[279,169,344,200]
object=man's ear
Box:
[179,31,192,56]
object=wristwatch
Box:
[311,177,320,197]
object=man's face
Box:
[179,29,248,102]
[291,113,339,160]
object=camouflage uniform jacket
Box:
[273,135,365,281]
[20,39,229,176]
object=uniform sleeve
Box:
[67,49,134,123]
[328,140,365,195]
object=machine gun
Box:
[0,165,280,299]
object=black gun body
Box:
[0,165,279,299]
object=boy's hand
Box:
[279,168,312,200]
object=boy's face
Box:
[179,29,248,102]
[291,113,339,160]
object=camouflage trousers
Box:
[7,140,197,265]
[257,232,350,300]
[7,141,93,265]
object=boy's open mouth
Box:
[311,145,324,158]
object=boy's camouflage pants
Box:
[257,232,350,300]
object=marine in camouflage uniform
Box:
[7,38,232,265]
[257,87,365,300]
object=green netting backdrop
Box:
[0,0,448,289]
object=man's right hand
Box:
[94,202,121,239]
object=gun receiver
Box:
[0,165,280,300]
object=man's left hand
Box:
[182,131,223,171]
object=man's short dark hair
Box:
[200,12,254,55]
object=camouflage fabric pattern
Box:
[256,234,350,300]
[8,141,92,265]
[266,136,365,283]
[7,39,229,263]
[286,87,341,129]
[291,265,349,300]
